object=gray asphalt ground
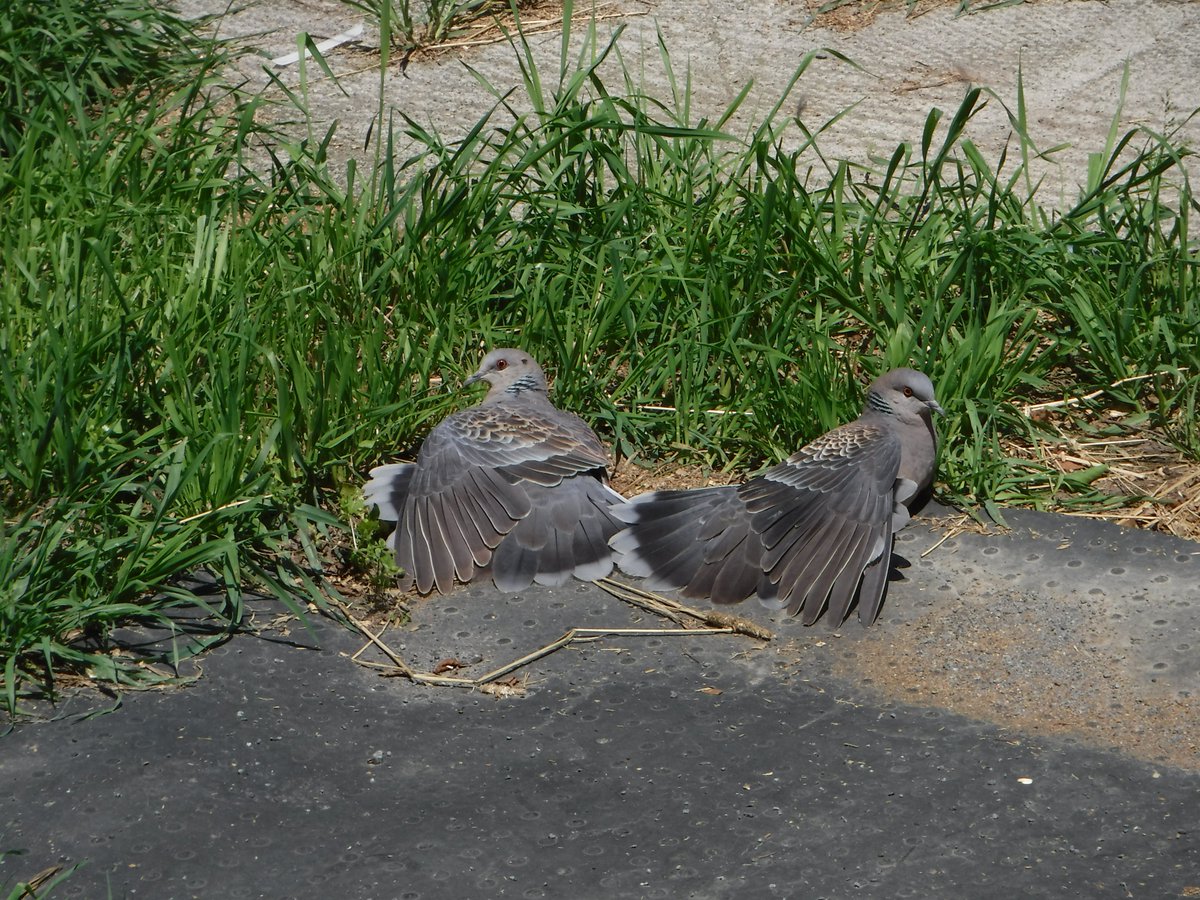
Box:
[4,508,1199,898]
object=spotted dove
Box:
[609,368,942,625]
[364,349,624,594]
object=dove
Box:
[364,349,625,594]
[609,368,942,626]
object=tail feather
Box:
[363,463,416,523]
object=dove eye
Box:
[495,359,509,371]
[902,386,914,398]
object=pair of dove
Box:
[364,348,943,626]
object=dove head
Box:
[462,348,549,400]
[865,368,944,425]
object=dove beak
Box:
[928,400,945,416]
[462,369,485,388]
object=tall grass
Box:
[0,3,354,708]
[2,0,1197,708]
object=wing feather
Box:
[372,386,621,594]
[611,417,911,624]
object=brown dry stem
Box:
[596,577,774,641]
[332,590,759,694]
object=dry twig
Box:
[331,578,769,694]
[920,514,973,558]
[1021,374,1155,416]
[595,577,774,641]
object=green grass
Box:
[0,0,202,157]
[1,860,82,900]
[2,0,1198,712]
[340,0,509,51]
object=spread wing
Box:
[368,402,617,594]
[743,420,902,625]
[610,419,907,625]
[610,486,763,605]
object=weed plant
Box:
[340,0,507,50]
[1,0,1197,709]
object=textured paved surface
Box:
[177,0,1200,204]
[3,509,1199,898]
